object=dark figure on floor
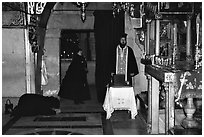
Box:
[58,48,90,104]
[10,94,60,117]
[111,33,139,86]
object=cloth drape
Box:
[41,59,48,85]
[94,10,124,103]
[103,87,138,119]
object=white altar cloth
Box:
[103,86,138,119]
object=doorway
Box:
[59,29,97,101]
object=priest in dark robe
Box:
[111,33,139,85]
[58,48,90,104]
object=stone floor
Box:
[2,85,148,135]
[2,86,202,135]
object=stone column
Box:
[163,78,175,134]
[146,74,152,130]
[151,77,160,134]
[163,82,169,134]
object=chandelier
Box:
[74,2,145,22]
[112,2,145,18]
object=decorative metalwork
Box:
[112,2,145,18]
[27,2,46,53]
[9,12,24,26]
[76,2,88,23]
[195,13,202,69]
[27,2,46,15]
[28,15,38,53]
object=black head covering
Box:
[73,46,82,54]
[120,33,127,38]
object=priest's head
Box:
[119,33,127,48]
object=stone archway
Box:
[35,2,114,95]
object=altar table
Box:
[145,65,202,134]
[103,86,138,119]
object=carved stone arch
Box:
[35,2,56,94]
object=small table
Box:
[103,86,138,119]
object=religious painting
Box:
[159,20,171,57]
[159,2,193,13]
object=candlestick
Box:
[195,14,201,69]
[173,24,177,46]
[186,17,191,57]
[196,23,199,45]
[185,15,194,70]
[155,20,160,56]
[196,14,200,46]
[146,19,152,55]
[195,46,199,69]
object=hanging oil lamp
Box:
[76,2,88,23]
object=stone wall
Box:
[125,12,147,94]
[2,29,26,97]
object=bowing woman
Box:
[58,48,90,104]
